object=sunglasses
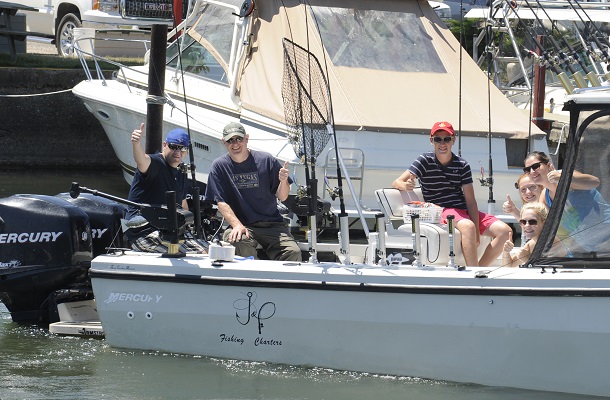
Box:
[167,143,188,152]
[432,137,453,143]
[225,136,244,144]
[519,184,538,194]
[523,161,546,174]
[519,219,538,226]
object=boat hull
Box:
[91,253,610,397]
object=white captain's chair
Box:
[374,188,491,266]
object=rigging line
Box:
[565,0,610,62]
[521,0,577,74]
[0,89,73,97]
[531,0,589,73]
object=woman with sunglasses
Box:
[524,151,610,255]
[523,151,600,207]
[502,173,543,220]
[393,121,511,267]
[502,202,565,267]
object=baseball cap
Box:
[223,122,246,140]
[430,121,455,137]
[166,128,190,146]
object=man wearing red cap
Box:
[393,121,511,266]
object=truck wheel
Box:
[56,13,81,57]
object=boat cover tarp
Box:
[237,0,544,138]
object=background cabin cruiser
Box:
[72,0,549,221]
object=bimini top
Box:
[186,0,544,138]
[238,0,544,138]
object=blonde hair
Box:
[520,202,548,223]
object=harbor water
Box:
[0,170,602,400]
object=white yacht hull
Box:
[91,253,610,397]
[73,78,545,215]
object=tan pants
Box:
[223,221,302,261]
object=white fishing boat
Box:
[85,84,610,396]
[71,0,548,217]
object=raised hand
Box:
[131,123,145,143]
[279,161,290,183]
[503,194,516,214]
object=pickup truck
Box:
[17,0,174,56]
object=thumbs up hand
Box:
[503,194,516,214]
[131,123,145,143]
[279,161,290,183]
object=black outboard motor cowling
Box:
[0,195,92,324]
[57,193,127,255]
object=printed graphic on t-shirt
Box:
[232,172,259,189]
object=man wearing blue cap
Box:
[125,122,207,253]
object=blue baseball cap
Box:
[166,128,190,146]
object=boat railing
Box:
[73,35,152,94]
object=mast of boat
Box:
[145,25,167,155]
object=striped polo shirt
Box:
[408,152,473,209]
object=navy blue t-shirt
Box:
[205,150,289,225]
[126,153,188,219]
[408,152,472,209]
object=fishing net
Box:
[281,38,332,160]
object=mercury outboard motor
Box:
[0,195,92,324]
[57,192,127,255]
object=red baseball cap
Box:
[430,121,455,137]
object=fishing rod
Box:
[482,0,495,214]
[172,0,203,240]
[521,0,579,75]
[303,5,322,264]
[278,0,322,263]
[531,0,590,73]
[458,0,465,156]
[565,0,610,63]
[305,0,360,264]
[498,0,563,77]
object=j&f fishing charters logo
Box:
[234,291,276,334]
[219,291,282,347]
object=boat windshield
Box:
[310,5,445,73]
[166,36,229,84]
[536,109,610,264]
[166,1,240,84]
